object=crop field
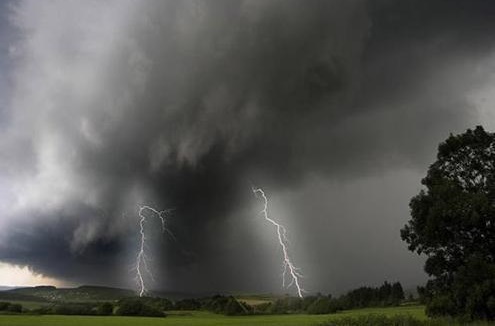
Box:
[0,305,426,326]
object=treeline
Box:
[29,302,117,316]
[0,295,250,317]
[0,281,406,317]
[33,295,249,317]
[340,281,405,309]
[29,299,166,317]
[0,302,22,313]
[174,295,250,315]
[257,281,406,315]
[170,281,405,316]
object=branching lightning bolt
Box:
[135,205,174,297]
[252,187,305,298]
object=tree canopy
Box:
[401,126,495,320]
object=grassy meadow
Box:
[0,305,426,326]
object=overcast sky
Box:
[0,0,494,296]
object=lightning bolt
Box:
[252,187,305,298]
[135,205,174,297]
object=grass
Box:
[0,305,426,326]
[233,294,277,307]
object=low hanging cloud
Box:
[0,0,494,293]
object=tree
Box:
[96,302,113,315]
[173,298,201,310]
[116,298,165,317]
[306,296,337,314]
[391,282,405,304]
[6,303,22,313]
[224,297,249,316]
[401,126,495,320]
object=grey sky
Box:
[0,0,494,295]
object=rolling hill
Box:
[0,285,134,302]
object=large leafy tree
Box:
[401,126,495,320]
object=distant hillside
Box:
[0,286,19,291]
[0,285,226,302]
[149,290,222,301]
[1,285,135,302]
[0,291,48,302]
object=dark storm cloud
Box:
[0,0,494,293]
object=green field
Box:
[0,305,425,326]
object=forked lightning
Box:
[252,187,305,298]
[135,205,174,297]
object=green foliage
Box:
[29,306,53,315]
[319,314,445,326]
[174,298,201,310]
[245,281,405,315]
[200,295,251,315]
[23,301,112,316]
[0,302,9,311]
[52,303,96,316]
[224,297,249,316]
[269,298,292,314]
[115,298,165,317]
[307,297,337,314]
[339,282,405,309]
[301,296,318,311]
[0,301,22,313]
[402,126,495,320]
[131,296,173,311]
[96,302,113,315]
[7,303,22,313]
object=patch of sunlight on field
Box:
[0,305,426,326]
[336,305,427,320]
[237,298,271,306]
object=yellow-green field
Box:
[0,305,425,326]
